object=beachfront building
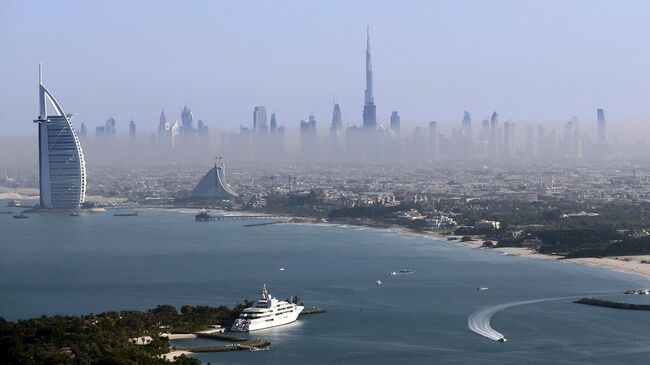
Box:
[33,65,87,209]
[191,158,238,200]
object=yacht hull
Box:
[231,306,303,332]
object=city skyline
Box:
[3,1,650,137]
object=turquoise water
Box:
[1,208,650,364]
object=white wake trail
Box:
[468,297,576,342]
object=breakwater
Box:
[574,297,650,310]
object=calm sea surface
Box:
[1,206,650,364]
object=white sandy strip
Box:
[159,350,193,362]
[160,333,197,339]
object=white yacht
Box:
[231,285,303,332]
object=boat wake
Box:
[468,297,575,342]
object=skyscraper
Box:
[105,118,117,137]
[158,110,167,136]
[390,111,400,134]
[300,115,318,157]
[253,106,268,131]
[462,111,472,158]
[597,108,606,145]
[270,112,278,133]
[33,65,86,209]
[180,105,194,131]
[428,121,439,158]
[330,104,342,134]
[489,111,500,159]
[129,120,136,139]
[79,122,87,138]
[362,27,377,129]
[503,121,516,159]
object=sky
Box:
[2,0,650,137]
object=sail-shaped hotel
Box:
[33,65,87,209]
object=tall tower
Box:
[462,111,472,158]
[270,112,277,133]
[362,27,377,129]
[330,104,342,133]
[597,108,606,145]
[129,120,136,139]
[428,121,439,158]
[158,110,167,136]
[33,64,87,209]
[253,106,267,131]
[390,111,400,134]
[489,111,500,159]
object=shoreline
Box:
[289,219,650,282]
[10,199,650,283]
[390,227,650,282]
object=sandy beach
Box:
[159,350,193,362]
[382,225,650,281]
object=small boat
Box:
[12,214,28,219]
[70,212,80,217]
[477,287,489,291]
[376,280,383,286]
[7,200,20,208]
[249,345,270,352]
[390,269,414,275]
[498,337,507,343]
[279,267,285,271]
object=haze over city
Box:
[2,0,650,139]
[5,2,650,364]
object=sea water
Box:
[1,207,649,364]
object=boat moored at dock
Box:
[231,285,303,332]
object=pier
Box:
[195,212,286,222]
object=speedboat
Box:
[7,200,20,208]
[249,345,270,352]
[376,280,383,285]
[498,337,507,343]
[231,284,303,332]
[477,287,489,291]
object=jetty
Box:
[574,297,650,310]
[195,211,285,222]
[173,332,271,353]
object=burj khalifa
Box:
[362,27,377,129]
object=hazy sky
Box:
[2,0,650,136]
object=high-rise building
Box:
[362,28,377,129]
[331,104,342,134]
[390,111,400,134]
[33,64,86,209]
[270,112,278,133]
[158,110,167,136]
[300,115,318,157]
[253,106,268,131]
[129,120,136,139]
[597,108,606,145]
[180,105,194,131]
[461,111,472,158]
[79,122,87,138]
[428,121,439,158]
[489,111,500,159]
[503,121,516,159]
[105,118,117,136]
